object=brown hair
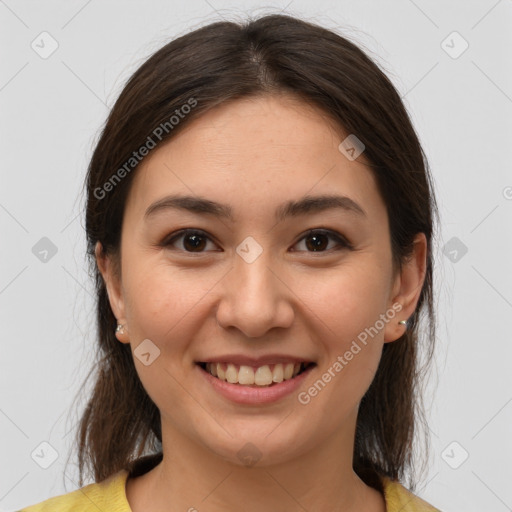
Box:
[74,13,438,492]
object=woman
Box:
[20,12,440,512]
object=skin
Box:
[96,93,426,512]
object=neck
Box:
[128,415,385,512]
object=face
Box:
[98,94,425,467]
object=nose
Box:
[215,250,295,339]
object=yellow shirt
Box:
[18,470,440,511]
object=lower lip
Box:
[197,364,316,405]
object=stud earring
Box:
[116,324,124,334]
[398,320,407,326]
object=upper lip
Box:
[197,354,316,366]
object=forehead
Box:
[125,94,384,223]
[172,94,345,156]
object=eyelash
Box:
[161,228,353,254]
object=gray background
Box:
[1,1,511,511]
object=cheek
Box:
[302,260,391,397]
[122,259,221,348]
[303,262,390,339]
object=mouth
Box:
[196,361,316,387]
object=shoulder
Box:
[382,476,441,512]
[18,469,130,512]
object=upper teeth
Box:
[206,362,305,386]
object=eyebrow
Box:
[144,193,367,222]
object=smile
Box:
[197,362,316,387]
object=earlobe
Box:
[384,233,427,343]
[95,241,129,343]
[114,322,130,343]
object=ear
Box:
[95,241,130,344]
[384,233,427,343]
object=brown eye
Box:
[291,229,351,253]
[162,228,351,254]
[164,230,217,252]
